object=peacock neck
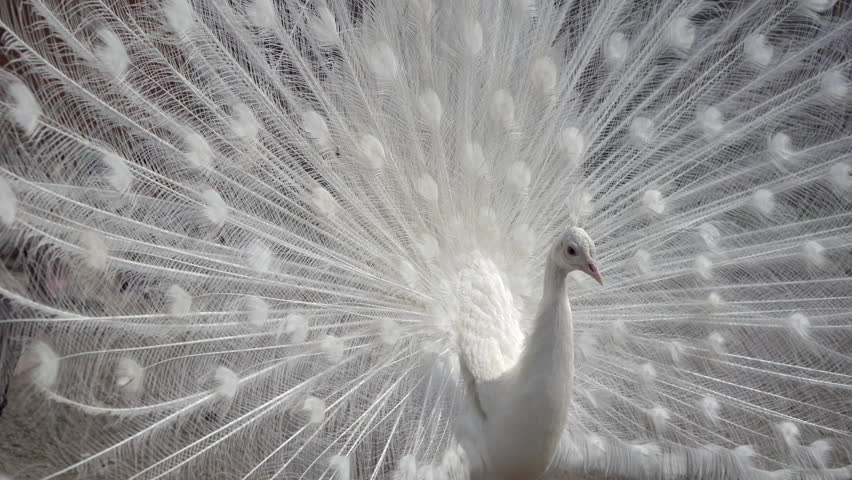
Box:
[540,258,569,308]
[501,258,573,476]
[522,259,574,382]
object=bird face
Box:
[553,227,603,285]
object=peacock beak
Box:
[583,261,604,285]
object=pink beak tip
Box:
[587,262,604,285]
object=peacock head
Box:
[551,227,603,285]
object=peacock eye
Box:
[567,246,577,256]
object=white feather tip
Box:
[304,396,326,424]
[5,81,41,136]
[94,29,129,77]
[214,366,238,399]
[115,358,144,393]
[329,455,350,480]
[15,341,59,388]
[245,295,269,327]
[311,7,339,45]
[202,188,228,226]
[0,177,17,226]
[167,284,191,316]
[164,0,194,34]
[321,335,344,363]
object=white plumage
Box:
[0,0,851,479]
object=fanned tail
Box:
[559,0,852,475]
[0,0,472,477]
[1,0,851,479]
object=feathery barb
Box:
[1,0,851,479]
